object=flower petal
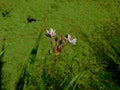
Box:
[65,34,77,45]
[70,38,77,45]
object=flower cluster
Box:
[46,28,77,55]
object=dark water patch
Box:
[105,55,120,85]
[27,16,36,23]
[51,3,59,11]
[2,10,10,17]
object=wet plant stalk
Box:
[0,38,5,90]
[41,56,46,90]
[16,14,48,90]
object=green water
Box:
[0,0,120,90]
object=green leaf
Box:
[64,67,88,90]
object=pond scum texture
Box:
[0,0,120,90]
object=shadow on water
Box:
[0,38,5,90]
[105,55,120,86]
[95,45,120,85]
[100,18,120,86]
[80,19,120,86]
[91,35,120,86]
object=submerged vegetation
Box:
[0,0,120,90]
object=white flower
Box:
[69,38,77,45]
[46,28,56,37]
[65,34,77,45]
[65,34,71,41]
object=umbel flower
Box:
[46,28,77,55]
[65,34,77,45]
[46,28,56,38]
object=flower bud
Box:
[50,39,53,44]
[55,37,58,42]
